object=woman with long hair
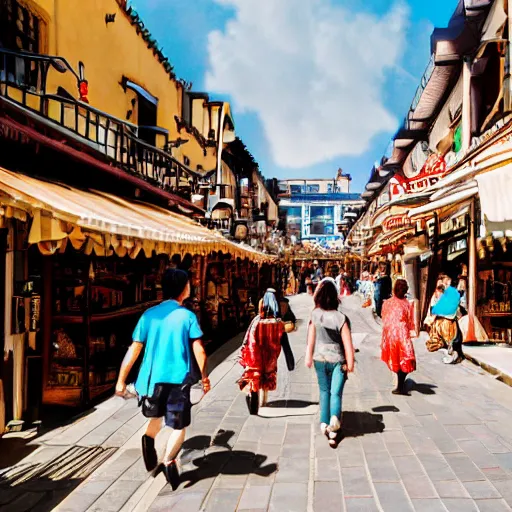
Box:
[305,279,355,446]
[239,289,285,415]
[381,279,416,395]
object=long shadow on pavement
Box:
[0,445,116,511]
[372,405,400,413]
[265,400,317,408]
[170,430,277,492]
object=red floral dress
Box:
[239,316,284,393]
[381,297,416,373]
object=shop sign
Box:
[30,295,41,332]
[382,215,412,233]
[440,210,468,235]
[389,153,447,201]
[447,239,467,260]
[419,250,433,262]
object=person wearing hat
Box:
[115,268,210,490]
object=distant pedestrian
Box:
[305,279,355,446]
[115,269,210,490]
[381,279,416,395]
[312,260,324,287]
[374,262,392,317]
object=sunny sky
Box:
[132,0,458,193]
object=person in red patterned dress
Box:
[381,279,416,395]
[238,289,284,414]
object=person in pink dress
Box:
[381,279,416,395]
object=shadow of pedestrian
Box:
[372,405,399,413]
[407,380,437,395]
[181,429,234,454]
[265,400,317,409]
[178,452,277,489]
[341,411,385,438]
[174,430,277,490]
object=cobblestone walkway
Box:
[2,294,512,512]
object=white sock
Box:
[320,423,328,435]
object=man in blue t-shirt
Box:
[115,268,210,490]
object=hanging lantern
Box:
[79,80,89,103]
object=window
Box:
[123,80,159,146]
[310,206,334,235]
[290,185,303,195]
[182,91,192,126]
[0,0,41,52]
[306,184,319,193]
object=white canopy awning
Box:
[407,186,478,218]
[476,164,512,233]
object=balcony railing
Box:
[0,48,201,197]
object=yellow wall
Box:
[26,0,223,175]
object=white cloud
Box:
[205,0,409,168]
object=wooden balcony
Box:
[0,48,202,203]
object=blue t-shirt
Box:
[133,300,203,397]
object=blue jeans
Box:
[314,361,347,425]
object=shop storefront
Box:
[0,167,275,416]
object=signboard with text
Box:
[382,215,412,233]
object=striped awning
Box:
[0,167,274,261]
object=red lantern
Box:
[79,80,89,103]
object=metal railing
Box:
[0,48,201,195]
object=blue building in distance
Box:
[278,169,364,247]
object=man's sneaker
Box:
[443,352,459,365]
[164,459,181,490]
[141,435,158,472]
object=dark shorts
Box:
[141,383,191,429]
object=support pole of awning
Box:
[507,0,512,109]
[466,198,478,343]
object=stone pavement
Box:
[2,294,512,511]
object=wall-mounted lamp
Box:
[105,13,116,24]
[168,138,189,149]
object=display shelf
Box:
[43,383,115,406]
[479,313,512,318]
[53,300,161,324]
[43,386,82,407]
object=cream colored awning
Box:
[476,164,512,233]
[0,167,274,261]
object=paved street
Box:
[3,294,512,511]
